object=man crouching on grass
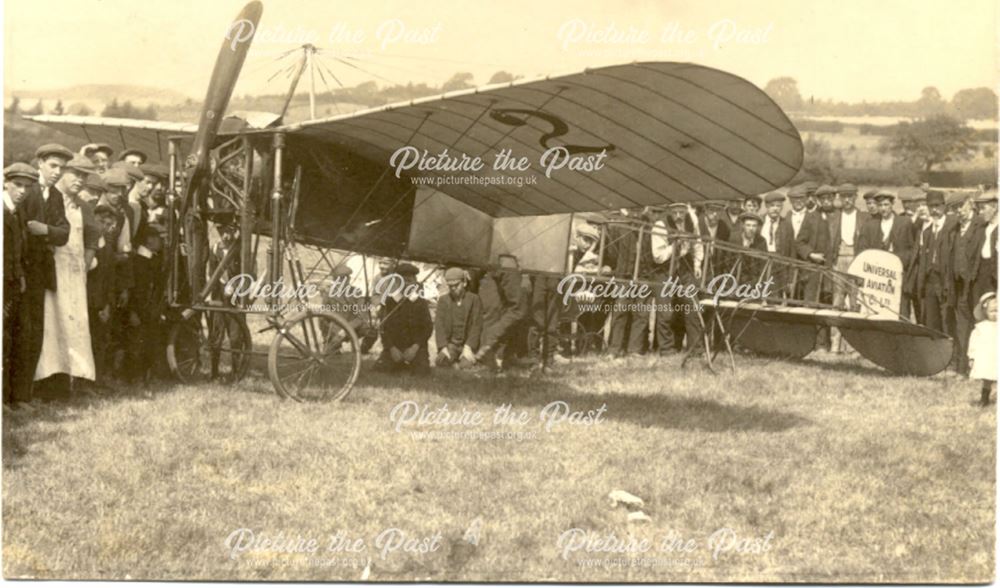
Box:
[435,267,482,368]
[376,262,432,374]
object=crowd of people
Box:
[4,143,169,404]
[360,181,998,403]
[3,141,997,405]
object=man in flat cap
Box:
[88,202,122,389]
[786,184,829,302]
[742,194,762,216]
[435,267,483,368]
[827,183,869,352]
[721,196,742,237]
[862,189,879,217]
[33,156,102,395]
[80,173,107,206]
[760,192,792,256]
[81,143,114,173]
[650,202,705,355]
[378,262,433,372]
[729,211,767,252]
[10,145,73,401]
[917,190,959,332]
[3,164,37,403]
[119,148,148,167]
[98,167,137,380]
[858,192,915,315]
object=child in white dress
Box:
[968,292,997,406]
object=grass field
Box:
[2,350,995,582]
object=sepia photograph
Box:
[1,0,998,582]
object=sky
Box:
[3,0,997,104]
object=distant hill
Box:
[5,84,194,115]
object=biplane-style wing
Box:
[277,62,803,217]
[21,115,198,163]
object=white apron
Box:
[34,201,95,381]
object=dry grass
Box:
[2,351,995,582]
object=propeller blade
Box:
[187,0,263,173]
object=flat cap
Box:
[444,267,468,282]
[94,202,115,215]
[874,190,896,202]
[704,200,728,209]
[140,163,169,181]
[35,143,74,161]
[862,189,878,200]
[898,187,926,202]
[396,262,420,277]
[64,155,97,174]
[945,191,970,208]
[575,222,600,241]
[763,191,785,203]
[743,194,763,203]
[975,189,998,203]
[80,143,114,158]
[102,167,131,188]
[84,173,107,192]
[666,202,688,210]
[112,160,145,181]
[836,183,858,195]
[787,184,808,198]
[118,148,148,164]
[815,185,836,197]
[802,181,819,193]
[925,190,946,207]
[738,211,763,225]
[4,162,38,182]
[329,264,352,278]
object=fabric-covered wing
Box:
[21,115,197,163]
[279,62,803,217]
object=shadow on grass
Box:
[354,361,811,433]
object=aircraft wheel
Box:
[167,311,252,384]
[267,311,361,402]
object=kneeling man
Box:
[378,263,433,372]
[435,267,483,367]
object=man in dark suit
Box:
[11,145,73,402]
[3,163,37,404]
[899,187,929,321]
[786,184,829,303]
[828,184,869,351]
[950,195,983,375]
[972,189,998,302]
[858,191,915,315]
[917,190,958,332]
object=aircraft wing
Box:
[21,114,198,163]
[278,62,803,217]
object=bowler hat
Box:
[925,190,946,207]
[396,262,420,277]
